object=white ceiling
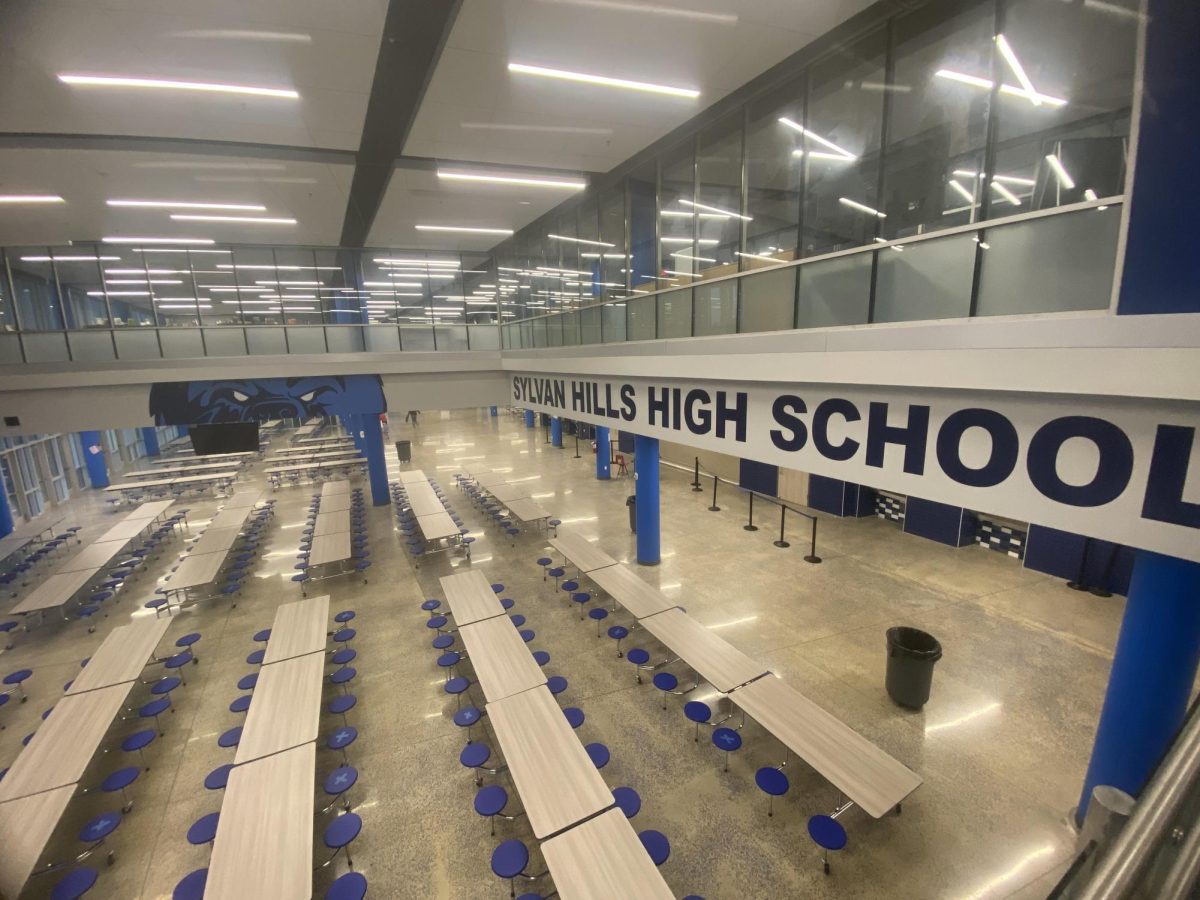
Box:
[0,148,353,246]
[0,0,873,249]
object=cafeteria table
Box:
[406,489,445,518]
[8,569,100,616]
[638,607,769,694]
[66,617,171,696]
[457,616,547,703]
[588,565,676,620]
[205,742,316,900]
[322,480,352,495]
[396,469,429,485]
[313,513,349,537]
[308,532,351,569]
[0,513,68,567]
[152,451,256,465]
[490,483,529,504]
[262,594,331,665]
[126,460,241,478]
[54,540,130,574]
[234,651,324,765]
[319,493,352,512]
[485,685,613,839]
[440,570,504,626]
[221,489,265,510]
[505,497,551,525]
[729,674,922,818]
[417,510,460,544]
[550,533,619,575]
[104,470,237,495]
[0,785,76,900]
[541,808,675,900]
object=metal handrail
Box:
[1075,699,1200,899]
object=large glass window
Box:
[745,76,805,267]
[627,159,659,297]
[658,142,695,287]
[8,251,65,330]
[695,114,744,279]
[597,182,628,300]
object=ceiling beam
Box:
[339,0,464,248]
[0,132,355,165]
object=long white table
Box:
[0,785,76,900]
[205,742,316,900]
[417,510,460,542]
[153,450,256,465]
[506,497,551,524]
[490,483,529,504]
[0,513,68,566]
[588,565,676,620]
[234,651,325,765]
[458,616,547,703]
[263,594,330,665]
[397,469,429,485]
[638,607,769,693]
[126,460,242,478]
[267,449,362,464]
[440,570,504,626]
[309,532,351,568]
[265,458,365,475]
[551,533,619,575]
[66,617,171,696]
[222,489,265,510]
[486,686,614,839]
[105,470,237,494]
[542,808,675,900]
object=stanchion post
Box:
[1068,537,1092,591]
[773,506,790,548]
[804,517,822,563]
[691,456,703,492]
[708,474,721,512]
[744,493,758,531]
[573,430,581,459]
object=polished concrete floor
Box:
[0,409,1126,899]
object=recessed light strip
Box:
[414,225,513,235]
[170,214,296,224]
[437,171,585,190]
[58,74,299,99]
[0,195,65,204]
[547,234,615,247]
[508,62,699,98]
[838,197,887,219]
[679,199,752,221]
[108,199,266,210]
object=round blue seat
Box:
[536,556,553,570]
[329,693,357,717]
[175,632,201,649]
[333,627,355,643]
[163,651,192,671]
[324,765,358,802]
[547,675,568,695]
[532,650,550,666]
[490,583,504,594]
[588,608,608,625]
[151,676,181,697]
[426,615,448,630]
[3,668,32,698]
[547,567,564,581]
[328,726,358,753]
[437,651,460,669]
[756,766,790,816]
[653,672,678,692]
[204,764,233,791]
[237,673,258,691]
[509,614,526,628]
[808,814,848,874]
[474,783,508,817]
[323,811,362,853]
[332,647,357,666]
[626,648,649,667]
[445,677,470,696]
[460,743,490,769]
[80,811,121,844]
[51,866,98,900]
[186,811,219,846]
[253,628,271,643]
[122,729,155,752]
[454,707,481,727]
[491,839,529,879]
[335,610,356,624]
[329,666,356,687]
[141,697,170,718]
[561,580,579,594]
[245,649,265,665]
[639,829,671,866]
[585,742,610,769]
[217,726,242,748]
[563,707,584,729]
[101,766,139,793]
[613,786,641,818]
[325,871,367,900]
[229,695,252,714]
[431,634,454,650]
[713,727,742,771]
[684,701,711,724]
[172,868,207,900]
[421,599,441,613]
[500,598,515,610]
[519,628,535,643]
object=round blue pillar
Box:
[141,427,161,457]
[355,413,390,506]
[524,409,534,428]
[0,466,14,538]
[489,406,498,417]
[78,431,109,489]
[1077,551,1200,823]
[634,435,660,565]
[550,417,563,448]
[595,426,611,480]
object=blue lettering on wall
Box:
[936,408,1020,488]
[812,398,861,462]
[1027,416,1134,507]
[1142,425,1200,528]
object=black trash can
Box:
[885,627,942,709]
[394,440,411,463]
[626,495,637,533]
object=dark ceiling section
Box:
[0,133,355,165]
[339,0,464,248]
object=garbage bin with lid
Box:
[394,440,411,463]
[885,627,942,709]
[626,495,637,533]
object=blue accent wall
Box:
[807,475,873,517]
[739,459,778,497]
[904,497,972,547]
[1024,524,1134,596]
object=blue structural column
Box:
[595,426,611,480]
[355,413,389,507]
[634,435,660,565]
[550,416,563,448]
[0,468,13,538]
[141,427,161,456]
[489,406,498,417]
[1077,552,1200,822]
[78,431,109,489]
[524,409,534,428]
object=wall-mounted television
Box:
[190,422,259,455]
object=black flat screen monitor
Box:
[190,422,259,455]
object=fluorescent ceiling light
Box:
[537,266,593,276]
[374,258,460,267]
[58,74,298,99]
[995,35,1041,107]
[777,117,856,160]
[158,303,211,309]
[670,252,716,263]
[952,170,1036,186]
[415,225,513,235]
[133,247,228,253]
[461,122,613,136]
[547,234,614,247]
[105,268,187,275]
[948,180,976,204]
[104,236,215,244]
[873,237,904,252]
[679,199,751,221]
[1045,154,1076,189]
[536,0,736,24]
[105,279,182,284]
[660,237,719,245]
[1084,188,1099,202]
[661,269,697,278]
[437,170,585,190]
[838,197,886,218]
[934,70,1067,107]
[87,290,149,296]
[508,62,699,99]
[170,29,313,43]
[661,209,727,220]
[108,199,266,211]
[0,194,64,203]
[21,255,119,262]
[170,214,296,224]
[735,251,782,263]
[990,181,1022,206]
[206,287,273,293]
[255,280,320,286]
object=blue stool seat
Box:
[229,695,252,714]
[328,726,358,752]
[175,632,201,649]
[330,693,358,716]
[563,707,584,729]
[490,583,504,594]
[585,742,610,769]
[437,651,460,669]
[335,610,356,623]
[431,634,454,650]
[121,729,155,752]
[561,581,579,593]
[245,649,265,665]
[151,676,182,696]
[547,675,568,695]
[324,765,358,798]
[237,673,258,691]
[588,608,608,621]
[421,599,441,613]
[445,677,470,696]
[141,697,170,718]
[325,871,367,900]
[532,650,550,666]
[500,598,515,610]
[323,812,362,849]
[51,866,98,900]
[426,615,448,630]
[454,707,481,727]
[547,567,564,580]
[509,614,526,628]
[460,743,490,769]
[613,786,641,818]
[186,811,220,846]
[639,830,671,866]
[809,814,847,850]
[80,811,121,843]
[757,767,789,796]
[519,628,535,643]
[474,784,508,817]
[253,628,271,643]
[713,727,742,752]
[173,868,208,900]
[329,666,356,686]
[163,651,192,670]
[100,766,139,792]
[217,726,243,748]
[684,701,711,724]
[204,764,233,791]
[491,839,529,879]
[627,648,649,666]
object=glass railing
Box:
[501,196,1123,350]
